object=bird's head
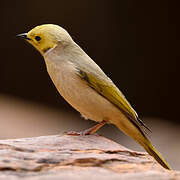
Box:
[17,24,73,55]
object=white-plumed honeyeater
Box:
[17,24,171,170]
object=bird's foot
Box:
[64,130,91,136]
[64,121,106,136]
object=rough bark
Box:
[0,134,179,180]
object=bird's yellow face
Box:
[18,24,72,55]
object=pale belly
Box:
[45,61,125,123]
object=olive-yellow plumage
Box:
[17,24,171,170]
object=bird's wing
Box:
[76,68,150,135]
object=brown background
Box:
[1,0,180,120]
[0,0,180,170]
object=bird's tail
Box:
[140,138,171,170]
[113,119,171,170]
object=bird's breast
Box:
[44,58,124,123]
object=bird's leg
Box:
[64,120,106,136]
[81,120,106,135]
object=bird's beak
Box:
[16,33,31,40]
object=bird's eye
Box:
[35,36,41,41]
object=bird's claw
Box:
[63,130,92,136]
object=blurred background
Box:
[0,0,180,170]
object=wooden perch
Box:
[0,134,179,180]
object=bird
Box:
[17,24,171,170]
